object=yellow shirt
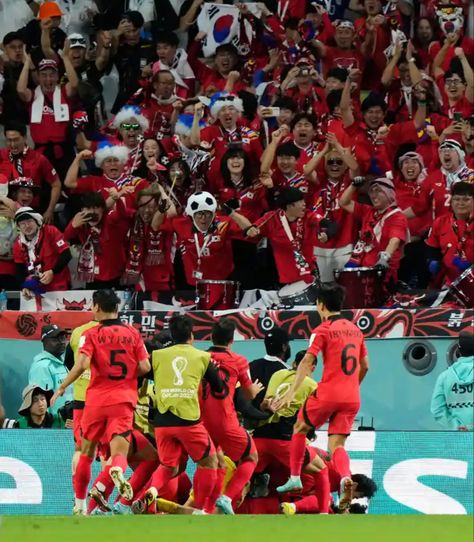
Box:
[152,344,210,422]
[70,320,99,402]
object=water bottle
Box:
[0,289,7,311]
[122,290,131,311]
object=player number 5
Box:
[109,349,128,380]
[341,343,357,376]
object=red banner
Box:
[0,308,471,341]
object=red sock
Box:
[225,460,256,502]
[290,433,307,476]
[313,467,330,513]
[193,467,217,511]
[148,465,176,493]
[177,472,192,505]
[206,467,227,513]
[294,494,319,514]
[119,460,159,505]
[87,467,114,513]
[160,475,179,502]
[111,454,128,473]
[332,448,351,480]
[75,455,94,500]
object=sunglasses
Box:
[121,123,140,131]
[327,159,343,166]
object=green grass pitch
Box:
[1,515,473,542]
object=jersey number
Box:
[109,349,128,381]
[341,344,357,376]
[451,383,473,394]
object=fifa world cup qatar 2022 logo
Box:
[171,357,188,386]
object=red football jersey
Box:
[307,316,368,403]
[200,347,252,428]
[79,319,148,407]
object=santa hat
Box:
[111,105,149,132]
[209,92,243,119]
[94,141,130,168]
[174,114,206,137]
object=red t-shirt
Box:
[161,215,242,285]
[412,169,454,220]
[323,47,366,78]
[352,201,408,269]
[13,224,70,291]
[28,86,71,144]
[429,37,474,73]
[200,347,252,430]
[79,319,148,407]
[307,316,368,403]
[255,209,322,284]
[73,175,149,209]
[141,98,174,138]
[0,148,57,186]
[425,213,474,284]
[63,205,130,282]
[394,176,432,237]
[313,176,356,249]
[214,182,269,224]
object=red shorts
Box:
[208,424,255,463]
[254,438,291,472]
[73,407,84,446]
[81,403,134,444]
[299,396,360,435]
[154,422,215,467]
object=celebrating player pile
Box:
[57,284,375,516]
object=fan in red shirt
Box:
[64,192,130,289]
[0,122,61,222]
[230,188,323,287]
[191,95,263,180]
[51,289,150,516]
[425,182,474,286]
[339,177,409,289]
[306,135,360,282]
[275,284,369,509]
[282,61,327,118]
[313,20,367,78]
[121,186,175,293]
[393,151,433,288]
[17,55,78,181]
[435,60,474,121]
[65,145,148,209]
[405,139,474,221]
[13,207,71,296]
[187,41,246,95]
[201,319,262,515]
[159,191,244,307]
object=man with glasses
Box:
[425,181,473,286]
[28,324,72,415]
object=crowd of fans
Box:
[0,0,472,308]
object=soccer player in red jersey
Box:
[51,289,151,515]
[275,284,369,502]
[201,318,262,515]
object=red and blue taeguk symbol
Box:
[213,14,234,43]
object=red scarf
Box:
[122,216,165,285]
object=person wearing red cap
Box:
[339,176,408,288]
[17,42,79,181]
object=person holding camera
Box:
[13,207,71,298]
[64,191,130,289]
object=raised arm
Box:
[260,125,288,173]
[179,0,204,32]
[64,150,93,189]
[17,46,33,103]
[455,47,474,103]
[381,41,403,87]
[190,102,204,146]
[62,40,79,97]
